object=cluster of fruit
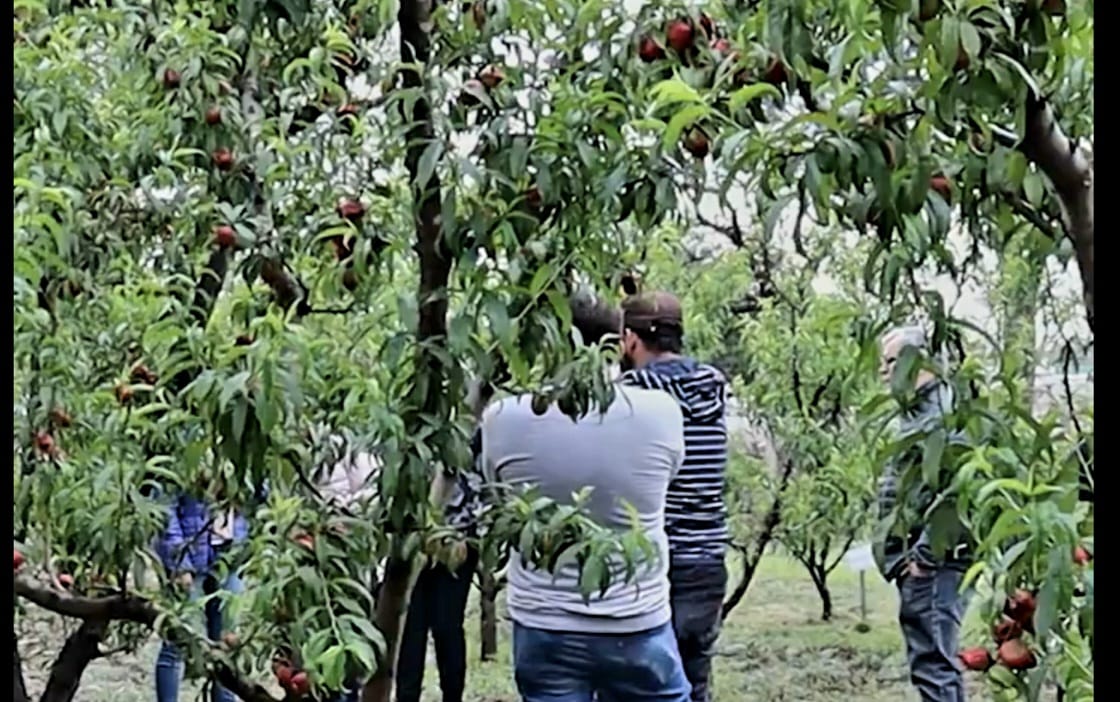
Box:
[958,546,1092,673]
[163,65,372,293]
[635,14,789,160]
[272,657,311,698]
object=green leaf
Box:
[728,83,781,112]
[649,79,704,108]
[663,104,710,150]
[1004,151,1028,190]
[1023,171,1045,207]
[546,291,572,331]
[939,16,960,70]
[959,22,982,60]
[529,264,552,297]
[922,430,946,486]
[416,140,444,194]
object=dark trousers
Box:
[897,566,972,702]
[668,560,728,702]
[395,547,479,702]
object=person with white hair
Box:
[874,324,973,702]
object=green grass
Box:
[19,553,1049,701]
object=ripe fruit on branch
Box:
[1073,545,1092,565]
[992,616,1023,644]
[115,383,134,405]
[711,38,732,54]
[525,186,543,210]
[337,103,360,118]
[954,46,971,72]
[212,148,235,172]
[275,664,294,688]
[666,18,695,53]
[34,430,56,456]
[336,198,365,222]
[1003,589,1036,625]
[294,533,315,550]
[478,64,505,89]
[221,632,240,648]
[235,334,254,347]
[204,106,222,126]
[958,647,992,672]
[58,573,74,589]
[997,639,1037,670]
[458,78,487,107]
[683,127,710,159]
[638,35,666,62]
[213,225,237,249]
[14,549,25,571]
[162,69,181,89]
[930,174,952,202]
[763,58,789,86]
[288,671,310,697]
[130,363,158,385]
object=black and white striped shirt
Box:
[621,358,729,563]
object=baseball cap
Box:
[621,291,683,333]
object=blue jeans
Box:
[512,621,692,702]
[897,566,972,702]
[155,572,243,702]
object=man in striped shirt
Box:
[618,291,730,702]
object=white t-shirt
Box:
[481,385,684,634]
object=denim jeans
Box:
[512,621,692,702]
[897,566,973,702]
[668,560,727,702]
[155,572,243,702]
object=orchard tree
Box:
[14,0,692,700]
[630,0,1091,696]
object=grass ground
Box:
[19,553,1045,701]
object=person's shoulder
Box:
[616,384,683,419]
[482,394,534,425]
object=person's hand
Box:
[176,572,194,589]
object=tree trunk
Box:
[14,630,29,702]
[362,552,419,702]
[40,619,107,702]
[479,568,499,662]
[809,565,832,622]
[722,457,795,621]
[360,0,448,701]
[1019,93,1094,333]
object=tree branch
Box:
[40,619,108,702]
[991,94,1094,331]
[14,630,28,702]
[15,577,156,624]
[15,577,279,702]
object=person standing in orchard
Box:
[480,301,692,702]
[874,325,973,702]
[153,478,256,702]
[616,291,731,702]
[394,430,485,702]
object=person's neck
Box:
[635,351,680,369]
